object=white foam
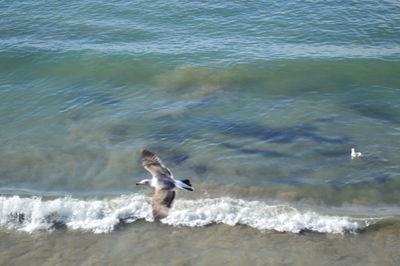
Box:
[0,194,374,234]
[0,194,153,233]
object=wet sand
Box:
[1,220,399,266]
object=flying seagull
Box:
[136,149,194,220]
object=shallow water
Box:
[1,0,400,265]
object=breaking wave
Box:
[0,194,377,234]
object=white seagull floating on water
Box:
[351,148,363,159]
[136,149,194,220]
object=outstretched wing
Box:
[141,149,172,177]
[152,189,175,220]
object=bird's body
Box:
[351,148,363,159]
[137,149,194,219]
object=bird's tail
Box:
[175,179,194,191]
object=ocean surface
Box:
[1,0,400,265]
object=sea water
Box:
[1,0,400,265]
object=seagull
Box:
[136,149,194,220]
[351,148,363,159]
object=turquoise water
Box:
[1,0,400,264]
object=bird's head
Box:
[136,179,151,187]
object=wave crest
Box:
[0,195,374,234]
